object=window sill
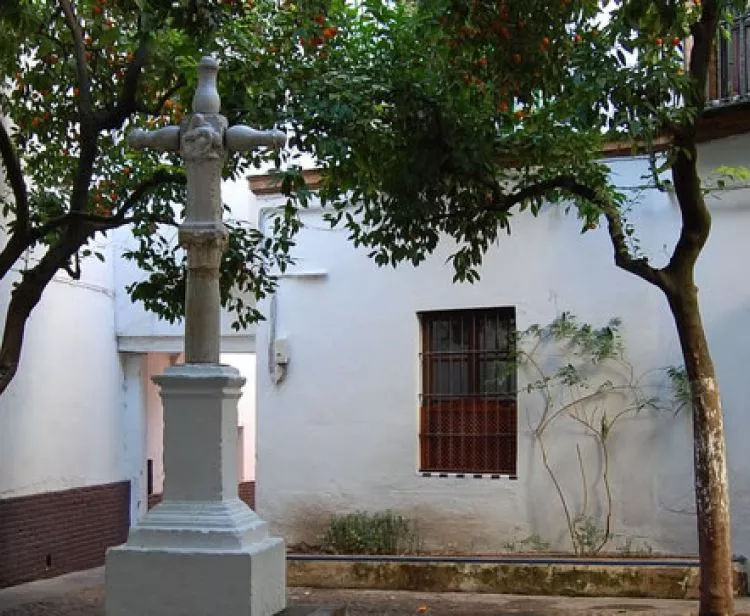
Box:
[418,471,517,480]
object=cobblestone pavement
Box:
[2,568,750,615]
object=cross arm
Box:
[225,125,286,153]
[129,126,181,152]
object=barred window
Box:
[419,307,517,475]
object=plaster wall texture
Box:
[0,235,130,502]
[255,133,750,557]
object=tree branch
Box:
[116,168,186,216]
[134,74,187,117]
[58,0,100,214]
[0,164,182,392]
[0,113,29,231]
[95,37,151,131]
[599,198,670,290]
[687,0,720,116]
[0,227,89,395]
[485,175,670,290]
[23,169,184,241]
[58,0,92,118]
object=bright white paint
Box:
[106,537,286,616]
[255,133,750,557]
[0,233,131,500]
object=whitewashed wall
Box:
[255,133,750,556]
[0,235,138,506]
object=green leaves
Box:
[244,0,731,291]
[525,312,624,366]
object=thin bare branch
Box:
[116,169,186,216]
[538,433,578,553]
[475,175,670,289]
[150,75,187,116]
[26,170,184,240]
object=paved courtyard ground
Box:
[2,567,750,615]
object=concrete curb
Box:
[287,557,748,599]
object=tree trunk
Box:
[666,282,733,616]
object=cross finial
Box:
[193,56,221,114]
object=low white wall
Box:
[255,134,750,557]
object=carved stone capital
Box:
[179,224,228,271]
[180,113,227,162]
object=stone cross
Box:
[129,56,285,363]
[106,56,288,616]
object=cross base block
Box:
[105,537,286,616]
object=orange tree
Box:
[254,1,741,613]
[0,0,300,395]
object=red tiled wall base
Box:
[148,480,255,510]
[147,492,163,509]
[0,481,130,589]
[238,481,256,509]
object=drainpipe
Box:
[257,203,329,384]
[258,206,287,385]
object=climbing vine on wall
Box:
[515,313,683,555]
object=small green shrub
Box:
[617,536,654,557]
[322,510,421,555]
[572,515,608,555]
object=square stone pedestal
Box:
[106,535,285,616]
[106,364,286,616]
